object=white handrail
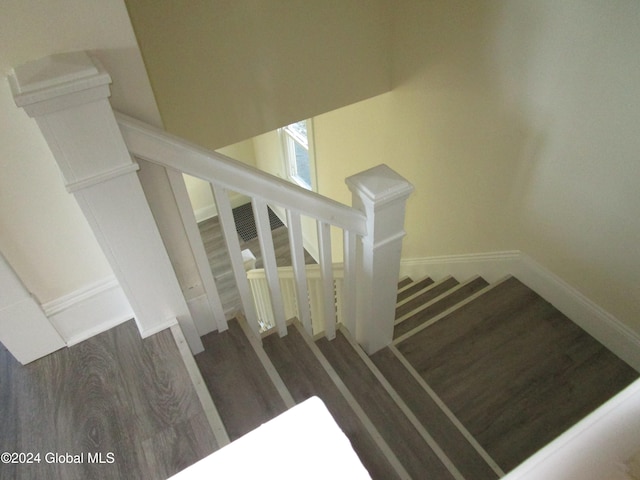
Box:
[116,111,412,353]
[13,50,411,357]
[115,112,367,235]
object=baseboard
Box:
[139,317,179,339]
[194,204,218,223]
[514,254,640,372]
[42,276,133,346]
[400,250,520,284]
[194,193,251,222]
[399,250,640,372]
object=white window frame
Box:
[280,119,316,191]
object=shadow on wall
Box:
[384,0,545,256]
[388,0,640,330]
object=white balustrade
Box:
[247,264,346,335]
[13,50,412,356]
[115,116,413,352]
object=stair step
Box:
[395,276,639,471]
[371,346,501,480]
[195,319,287,441]
[263,324,403,480]
[395,276,460,319]
[317,330,459,480]
[397,276,413,290]
[394,276,490,339]
[396,276,433,303]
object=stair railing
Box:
[118,112,413,352]
[117,113,413,353]
[11,50,412,355]
[247,264,346,336]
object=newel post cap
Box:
[346,164,414,208]
[8,51,111,117]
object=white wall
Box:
[0,1,160,304]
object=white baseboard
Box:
[400,250,640,372]
[194,204,218,223]
[514,254,640,372]
[42,276,133,346]
[140,317,178,339]
[400,250,520,284]
[194,193,251,223]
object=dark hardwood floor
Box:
[194,319,287,441]
[394,276,489,339]
[317,331,457,480]
[263,325,401,480]
[0,320,217,480]
[371,347,499,480]
[396,276,638,472]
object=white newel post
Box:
[347,165,413,355]
[9,51,204,354]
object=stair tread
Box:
[396,276,460,319]
[317,331,457,480]
[263,326,401,480]
[371,347,499,480]
[195,319,287,441]
[396,276,639,471]
[397,276,413,289]
[394,276,490,339]
[396,276,433,302]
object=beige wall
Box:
[124,0,392,150]
[252,128,322,260]
[307,0,640,331]
[0,0,161,302]
[487,0,640,329]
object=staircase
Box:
[15,52,638,480]
[195,274,637,480]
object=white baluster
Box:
[342,230,358,336]
[286,210,312,335]
[252,199,287,337]
[334,277,344,326]
[311,278,324,335]
[212,186,261,335]
[166,168,227,333]
[317,220,336,339]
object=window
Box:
[281,120,315,191]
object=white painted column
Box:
[9,51,203,354]
[347,164,413,355]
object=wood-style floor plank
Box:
[317,331,456,480]
[263,326,401,480]
[395,276,459,319]
[394,276,489,339]
[396,276,434,303]
[371,347,498,480]
[397,277,638,471]
[0,320,217,480]
[195,318,287,441]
